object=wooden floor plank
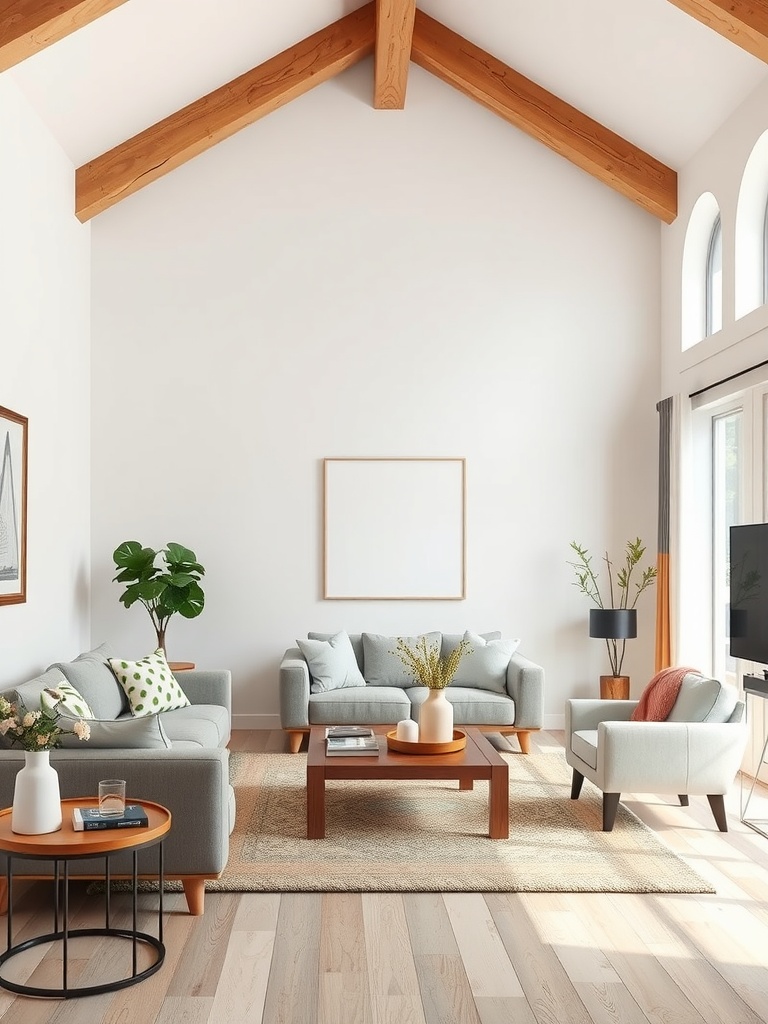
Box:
[443,893,524,998]
[319,894,373,1024]
[261,893,322,1024]
[165,891,238,998]
[362,893,427,1024]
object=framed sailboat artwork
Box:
[0,406,27,605]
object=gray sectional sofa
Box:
[0,643,234,915]
[280,630,544,753]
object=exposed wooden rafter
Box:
[667,0,768,63]
[75,3,376,222]
[0,0,128,73]
[411,11,678,223]
[374,0,416,108]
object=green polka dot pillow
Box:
[41,681,94,720]
[108,649,190,718]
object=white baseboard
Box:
[232,713,282,730]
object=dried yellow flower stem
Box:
[392,636,471,689]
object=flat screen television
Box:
[729,523,768,666]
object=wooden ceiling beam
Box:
[374,0,415,108]
[0,0,129,73]
[75,3,376,222]
[411,11,678,223]
[667,0,768,63]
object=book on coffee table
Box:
[326,734,379,756]
[325,726,375,739]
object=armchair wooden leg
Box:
[707,794,728,832]
[570,770,585,800]
[679,795,689,806]
[602,793,620,831]
[287,730,305,754]
[516,731,531,754]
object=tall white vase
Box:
[11,751,62,835]
[419,688,454,744]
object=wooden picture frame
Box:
[323,457,466,600]
[0,406,28,606]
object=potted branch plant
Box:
[112,541,205,656]
[568,537,657,699]
[393,635,471,743]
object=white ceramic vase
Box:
[419,688,454,744]
[11,750,62,835]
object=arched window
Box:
[682,192,721,349]
[706,214,722,337]
[735,128,768,318]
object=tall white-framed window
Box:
[688,381,768,683]
[763,195,768,304]
[706,214,723,337]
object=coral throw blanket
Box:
[630,666,699,722]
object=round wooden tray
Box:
[386,729,467,755]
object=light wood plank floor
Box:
[0,728,767,1023]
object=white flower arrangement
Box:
[0,692,90,751]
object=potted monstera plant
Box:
[112,541,205,655]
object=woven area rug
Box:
[200,743,713,895]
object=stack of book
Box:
[72,805,149,831]
[325,725,379,756]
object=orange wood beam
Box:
[0,0,129,72]
[75,3,376,221]
[374,0,415,108]
[667,0,768,63]
[411,11,678,223]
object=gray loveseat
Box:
[280,631,544,753]
[0,643,234,915]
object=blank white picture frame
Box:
[323,457,466,600]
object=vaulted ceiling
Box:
[3,0,768,223]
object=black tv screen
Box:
[730,523,768,665]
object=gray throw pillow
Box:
[450,631,521,693]
[49,645,127,720]
[297,632,366,693]
[362,632,442,688]
[57,710,171,749]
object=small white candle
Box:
[396,719,418,743]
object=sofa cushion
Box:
[11,667,67,710]
[308,632,364,670]
[449,632,521,693]
[40,681,94,720]
[160,705,231,748]
[297,632,366,693]
[109,650,191,717]
[308,686,411,725]
[50,644,127,720]
[571,729,598,770]
[56,710,171,749]
[441,632,501,659]
[408,686,517,727]
[666,674,739,724]
[362,632,442,688]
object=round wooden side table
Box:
[0,798,171,999]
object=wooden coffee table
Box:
[306,725,509,840]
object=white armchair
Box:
[565,674,747,831]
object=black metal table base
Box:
[1,841,165,998]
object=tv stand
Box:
[741,675,768,840]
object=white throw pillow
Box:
[451,632,521,693]
[108,649,190,717]
[297,631,366,693]
[40,681,94,720]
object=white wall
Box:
[0,77,91,686]
[90,61,661,728]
